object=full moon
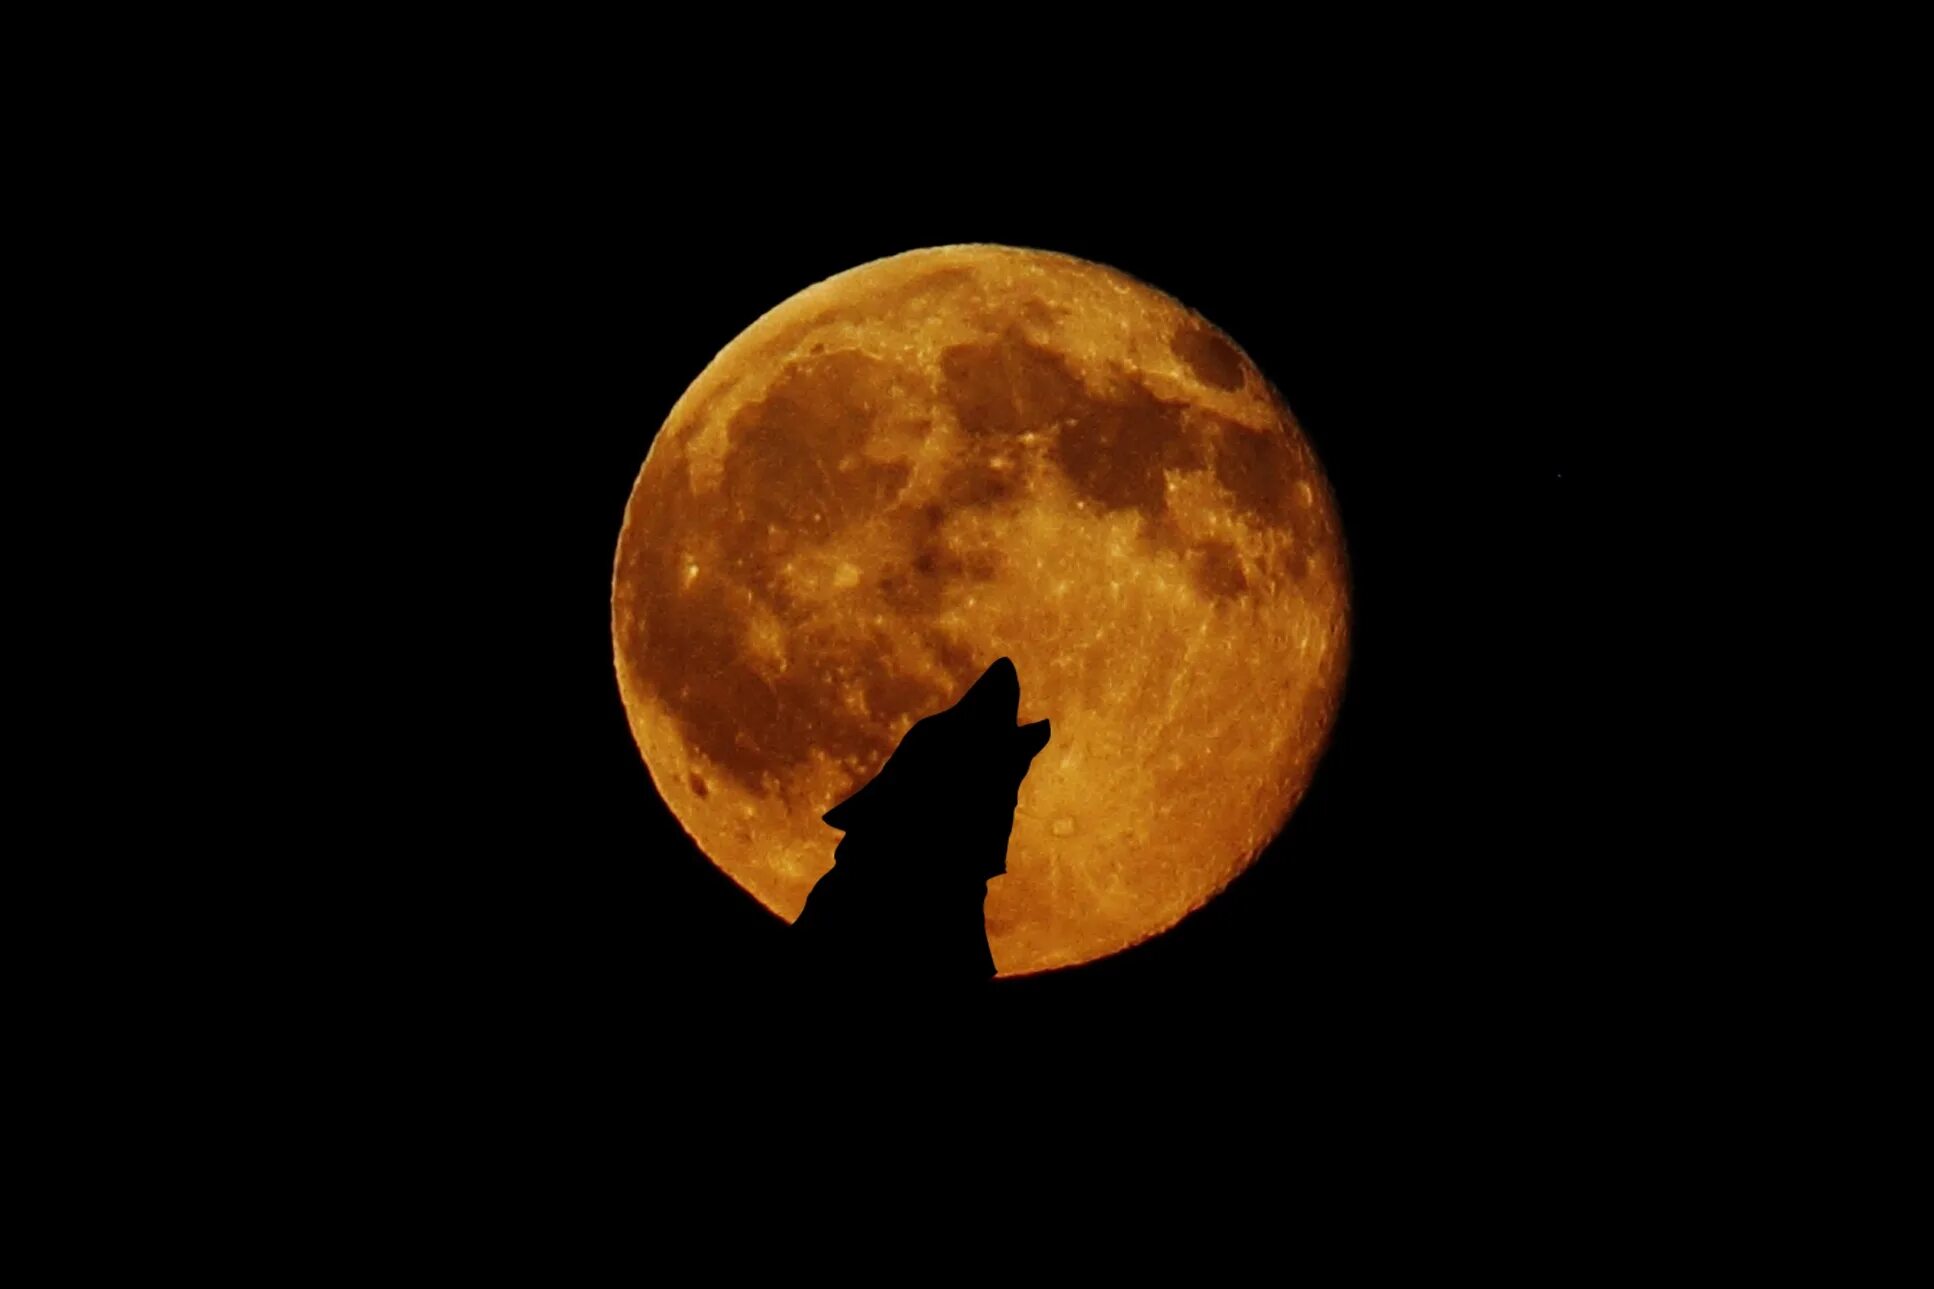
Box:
[612,245,1349,975]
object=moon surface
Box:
[612,245,1349,975]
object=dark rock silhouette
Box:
[792,657,1050,994]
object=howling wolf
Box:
[792,657,1051,992]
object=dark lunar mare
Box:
[791,657,1051,996]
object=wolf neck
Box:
[834,835,999,886]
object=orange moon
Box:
[612,245,1349,975]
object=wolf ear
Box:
[821,753,895,830]
[1015,718,1051,766]
[821,788,865,831]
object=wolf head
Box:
[821,657,1051,881]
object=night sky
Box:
[345,145,1606,1107]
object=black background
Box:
[348,148,1610,1101]
[83,33,1817,1244]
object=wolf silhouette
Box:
[792,657,1051,993]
